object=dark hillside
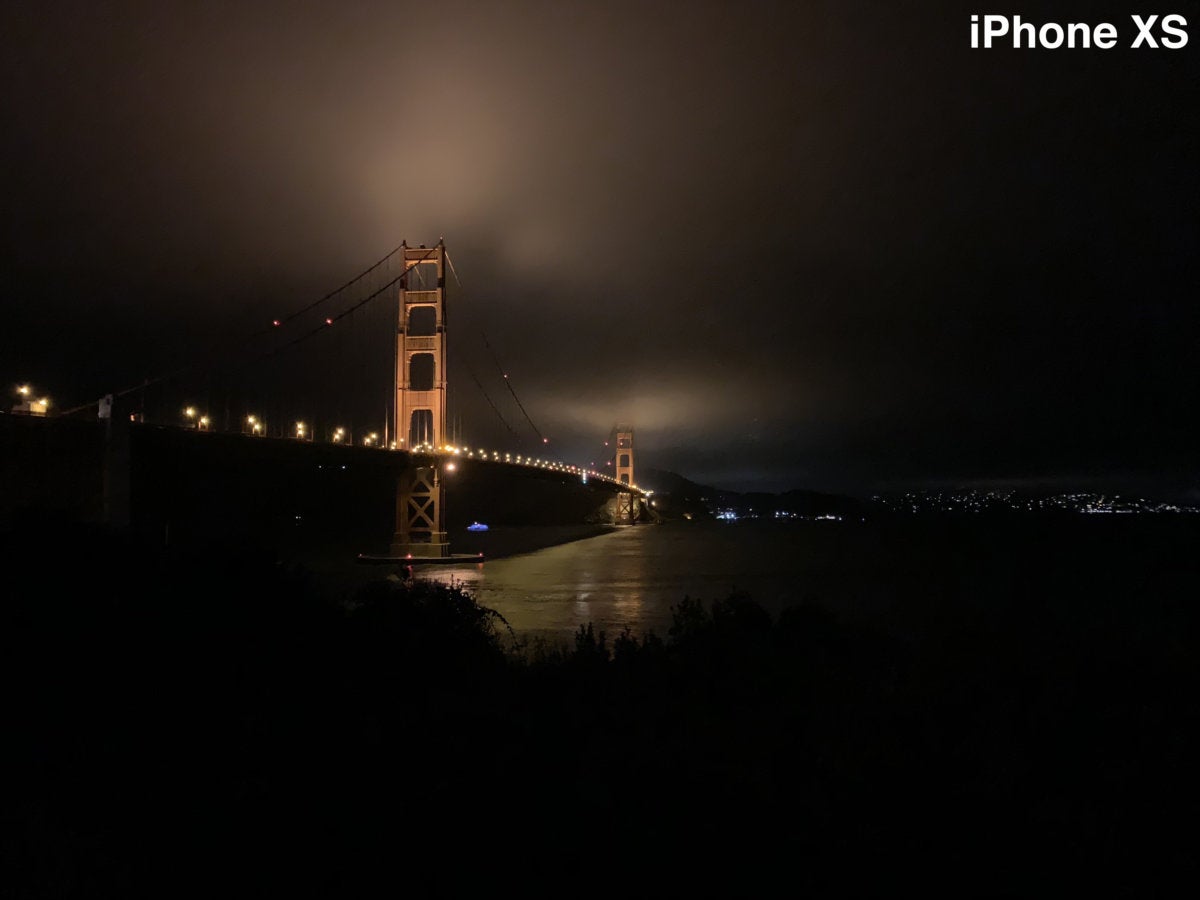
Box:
[4,517,1196,893]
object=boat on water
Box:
[466,522,489,532]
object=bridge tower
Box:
[391,240,450,558]
[613,424,637,524]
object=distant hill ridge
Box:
[638,467,862,519]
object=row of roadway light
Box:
[180,406,647,495]
[13,388,645,496]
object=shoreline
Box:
[292,523,624,600]
[441,522,621,563]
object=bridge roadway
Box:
[1,412,645,557]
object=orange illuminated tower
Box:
[613,425,636,523]
[391,240,450,557]
[614,425,634,486]
[395,240,447,452]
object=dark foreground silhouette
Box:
[3,520,1196,895]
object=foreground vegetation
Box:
[4,522,1195,895]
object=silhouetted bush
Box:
[572,621,609,662]
[347,574,510,673]
[5,517,1196,894]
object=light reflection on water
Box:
[414,523,840,642]
[404,516,1192,646]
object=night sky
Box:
[2,1,1197,495]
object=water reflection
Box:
[416,528,656,640]
[405,519,1177,650]
[413,522,856,643]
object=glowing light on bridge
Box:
[13,384,50,416]
[165,401,646,495]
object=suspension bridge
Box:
[2,241,650,561]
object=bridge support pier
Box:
[614,492,637,524]
[390,462,450,558]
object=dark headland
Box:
[5,501,1196,894]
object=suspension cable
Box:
[449,345,520,439]
[57,241,422,416]
[446,250,549,445]
[481,332,547,444]
[269,239,407,330]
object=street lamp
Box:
[295,421,307,440]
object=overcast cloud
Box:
[3,1,1196,493]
